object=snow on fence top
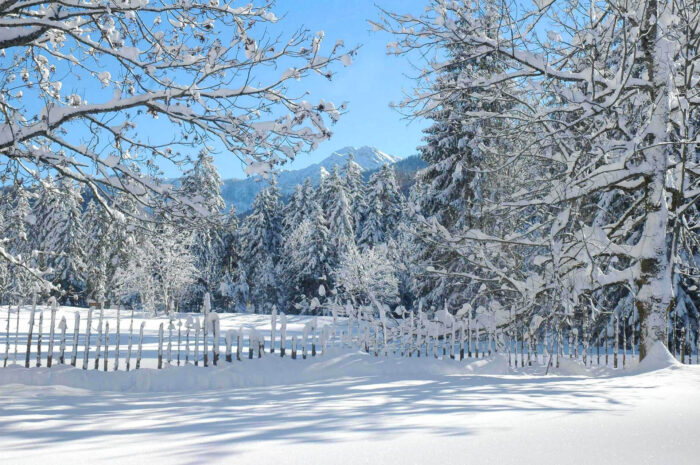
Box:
[1,294,697,373]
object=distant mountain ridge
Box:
[222,146,424,213]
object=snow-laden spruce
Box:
[375,0,700,359]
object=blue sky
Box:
[207,0,430,180]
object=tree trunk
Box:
[635,0,673,363]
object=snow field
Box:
[2,307,699,465]
[0,343,698,464]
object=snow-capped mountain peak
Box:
[221,146,403,212]
[320,146,401,172]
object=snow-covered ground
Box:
[1,308,699,464]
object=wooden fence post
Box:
[614,316,619,369]
[36,311,43,367]
[407,314,414,357]
[157,322,164,369]
[236,329,242,361]
[3,304,11,367]
[177,319,182,366]
[280,313,287,357]
[302,325,308,359]
[558,326,563,368]
[680,327,686,364]
[202,305,209,368]
[56,315,66,364]
[194,318,200,366]
[185,318,191,365]
[47,302,57,368]
[467,318,472,358]
[167,319,173,366]
[416,323,421,358]
[25,295,36,368]
[103,322,110,372]
[126,310,134,371]
[270,306,277,354]
[113,307,121,371]
[631,311,636,358]
[248,331,255,359]
[433,324,439,359]
[321,326,329,355]
[605,328,609,367]
[291,335,297,360]
[225,330,233,363]
[71,312,80,367]
[311,318,317,357]
[622,318,627,368]
[136,321,145,369]
[13,303,20,364]
[94,308,104,370]
[506,331,512,367]
[212,315,220,366]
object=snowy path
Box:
[1,351,699,464]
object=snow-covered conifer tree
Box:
[239,180,283,309]
[377,0,700,359]
[324,166,356,268]
[342,154,367,234]
[279,198,331,309]
[181,149,226,306]
[358,165,405,248]
[31,177,87,301]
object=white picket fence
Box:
[2,298,698,371]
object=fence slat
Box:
[136,321,145,369]
[36,311,43,368]
[3,304,10,367]
[114,307,121,372]
[157,322,164,369]
[126,310,134,372]
[47,302,57,368]
[104,322,110,372]
[72,312,80,367]
[58,316,67,364]
[25,296,36,368]
[94,308,104,370]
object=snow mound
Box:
[633,341,680,373]
[555,357,592,377]
[461,354,511,375]
[0,350,504,393]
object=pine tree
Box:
[217,206,241,309]
[31,177,87,301]
[83,200,110,304]
[0,182,35,301]
[359,164,405,248]
[282,182,310,233]
[379,0,700,358]
[323,165,356,271]
[239,179,283,309]
[342,153,367,235]
[279,196,331,309]
[181,150,226,306]
[390,5,511,313]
